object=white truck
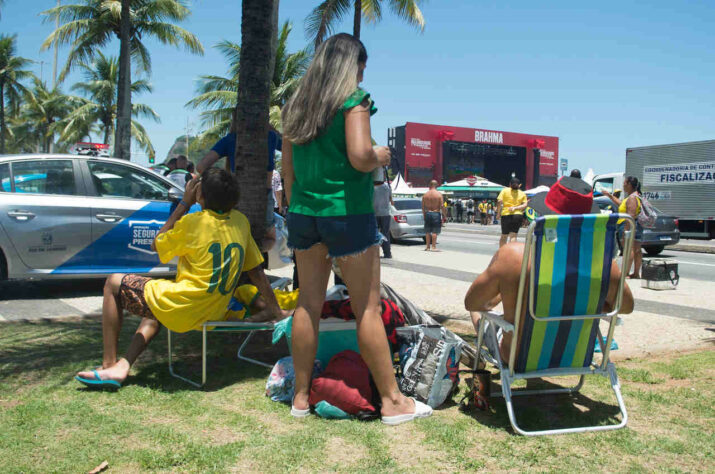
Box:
[594,140,715,240]
[625,140,715,239]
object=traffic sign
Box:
[560,158,568,171]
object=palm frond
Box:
[388,0,426,30]
[304,0,351,48]
[362,0,383,24]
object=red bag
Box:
[309,350,378,415]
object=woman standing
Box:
[603,176,643,278]
[281,34,432,425]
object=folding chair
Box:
[474,213,635,436]
[168,277,292,388]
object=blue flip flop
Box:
[75,370,122,390]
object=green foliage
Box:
[54,52,159,155]
[186,21,310,141]
[0,34,34,153]
[41,0,204,83]
[306,0,426,47]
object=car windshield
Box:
[394,200,422,210]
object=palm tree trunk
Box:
[114,0,132,160]
[0,82,5,154]
[234,0,279,246]
[103,123,110,146]
[353,0,362,40]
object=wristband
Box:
[179,200,189,208]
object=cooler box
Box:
[641,258,679,290]
[272,316,359,366]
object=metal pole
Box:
[53,0,60,87]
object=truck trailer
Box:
[625,140,715,239]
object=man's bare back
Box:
[422,189,443,212]
[464,242,634,362]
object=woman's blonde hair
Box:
[282,33,368,144]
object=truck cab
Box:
[592,172,625,195]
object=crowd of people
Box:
[74,33,643,428]
[444,197,499,225]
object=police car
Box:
[0,154,289,280]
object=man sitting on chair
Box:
[464,177,635,362]
[75,169,286,389]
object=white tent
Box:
[390,173,429,196]
[442,176,503,188]
[524,185,551,196]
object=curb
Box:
[668,244,715,255]
[444,228,715,254]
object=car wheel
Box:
[645,245,664,256]
[0,248,7,281]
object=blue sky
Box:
[4,0,715,174]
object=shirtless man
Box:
[422,180,444,251]
[464,177,634,361]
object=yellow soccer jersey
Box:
[144,209,263,333]
[497,188,528,216]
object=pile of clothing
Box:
[266,285,469,419]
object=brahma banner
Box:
[643,161,715,186]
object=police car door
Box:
[80,159,180,275]
[0,158,92,274]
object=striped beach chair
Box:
[474,213,635,436]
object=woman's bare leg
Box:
[291,244,332,410]
[337,245,414,417]
[630,242,642,278]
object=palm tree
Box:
[0,34,34,154]
[233,0,279,244]
[21,78,79,153]
[306,0,426,48]
[186,21,310,144]
[41,0,203,158]
[55,52,159,155]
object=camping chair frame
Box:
[474,214,635,436]
[167,277,291,388]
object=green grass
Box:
[0,317,713,473]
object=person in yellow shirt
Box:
[75,168,285,389]
[478,200,487,226]
[496,177,528,247]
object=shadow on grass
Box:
[460,376,624,435]
[0,278,105,301]
[0,317,289,393]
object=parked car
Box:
[0,154,286,281]
[390,198,426,242]
[594,196,680,255]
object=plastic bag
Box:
[397,325,463,408]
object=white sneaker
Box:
[381,398,433,426]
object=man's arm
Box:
[421,196,427,219]
[196,150,221,174]
[151,178,199,252]
[281,139,294,205]
[464,251,502,312]
[496,200,503,218]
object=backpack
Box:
[467,200,474,210]
[309,350,380,419]
[636,195,657,228]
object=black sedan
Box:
[594,196,680,255]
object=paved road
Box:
[436,225,715,282]
[1,226,713,322]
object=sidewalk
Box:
[444,222,715,254]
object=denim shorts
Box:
[286,212,382,258]
[617,221,643,242]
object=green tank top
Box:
[289,89,378,217]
